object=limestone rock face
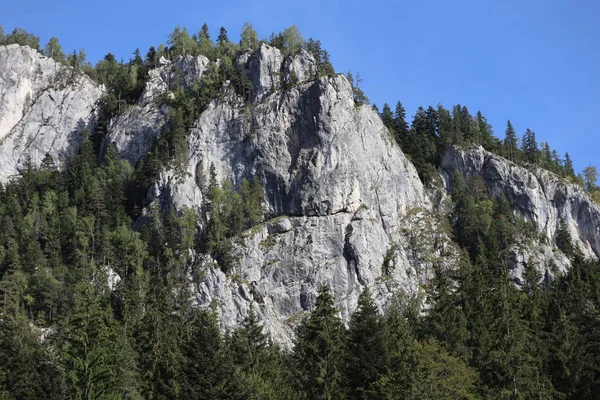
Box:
[0,44,103,181]
[154,46,453,345]
[106,54,210,164]
[7,42,599,346]
[246,43,285,102]
[441,146,600,261]
[141,55,210,103]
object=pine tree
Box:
[393,101,409,140]
[522,128,539,164]
[345,287,387,399]
[564,152,575,178]
[217,26,229,44]
[294,285,346,399]
[504,120,518,162]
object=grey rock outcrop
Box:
[7,41,597,347]
[441,146,600,262]
[106,54,210,163]
[0,44,103,181]
[154,45,454,345]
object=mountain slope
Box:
[0,42,597,344]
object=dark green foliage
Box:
[556,218,575,258]
[380,103,394,131]
[564,152,575,178]
[522,128,539,164]
[58,284,126,399]
[217,26,229,45]
[294,285,347,399]
[380,96,578,185]
[345,287,387,399]
[182,309,232,398]
[206,176,265,271]
[305,38,335,77]
[504,119,519,162]
[2,27,40,49]
[0,316,65,399]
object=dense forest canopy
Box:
[1,22,600,399]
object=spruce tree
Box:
[504,120,518,162]
[345,287,387,399]
[393,101,409,140]
[380,103,395,133]
[294,285,346,400]
[556,218,575,258]
[522,128,539,164]
[217,26,229,44]
[564,152,575,178]
[371,299,420,398]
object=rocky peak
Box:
[141,54,210,103]
[246,43,284,102]
[106,53,210,163]
[242,43,317,103]
[154,56,449,345]
[0,44,103,181]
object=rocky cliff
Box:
[2,43,598,345]
[441,146,600,281]
[106,54,210,163]
[146,44,453,344]
[0,44,103,181]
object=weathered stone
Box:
[106,54,210,164]
[4,43,598,348]
[441,146,600,260]
[0,44,103,181]
[165,46,451,345]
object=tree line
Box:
[378,101,599,198]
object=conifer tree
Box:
[183,309,235,398]
[504,120,518,162]
[556,218,575,258]
[380,103,395,132]
[393,101,409,144]
[345,287,387,399]
[294,285,346,399]
[217,26,229,44]
[60,284,123,399]
[522,128,539,164]
[564,153,575,178]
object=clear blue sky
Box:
[3,0,599,174]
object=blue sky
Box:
[3,0,599,174]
